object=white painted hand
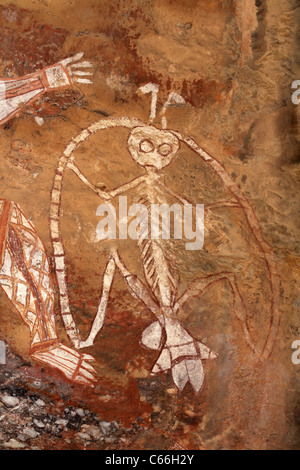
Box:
[31,342,97,386]
[60,52,94,85]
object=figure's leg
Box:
[0,201,96,386]
[79,257,116,348]
[111,249,161,316]
[107,250,216,393]
[78,249,161,349]
[142,271,258,392]
[174,272,261,356]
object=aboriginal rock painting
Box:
[0,52,93,127]
[0,199,96,384]
[0,58,280,394]
[49,99,281,393]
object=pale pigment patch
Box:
[0,341,6,365]
[0,250,12,276]
[45,65,70,89]
[16,283,27,305]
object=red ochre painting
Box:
[0,0,299,451]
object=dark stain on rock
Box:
[238,121,256,162]
[181,78,233,109]
[0,5,68,76]
[96,5,233,109]
[251,0,267,61]
[277,105,300,165]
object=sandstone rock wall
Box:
[0,0,299,450]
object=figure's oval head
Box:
[127,126,180,170]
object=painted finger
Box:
[70,61,93,68]
[60,52,84,66]
[81,361,97,375]
[78,367,98,383]
[72,71,93,76]
[82,353,96,362]
[81,360,98,374]
[76,364,97,381]
[73,374,95,386]
[74,78,93,84]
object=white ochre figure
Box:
[0,52,93,126]
[76,125,221,393]
[50,117,262,394]
[49,96,280,393]
[72,125,250,393]
[0,78,280,393]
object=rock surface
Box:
[0,0,299,450]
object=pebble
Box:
[4,438,26,449]
[23,427,40,439]
[76,408,85,417]
[34,116,45,126]
[77,432,91,441]
[166,388,177,395]
[100,421,112,435]
[1,396,20,408]
[55,419,68,427]
[84,425,102,440]
[35,399,46,407]
[33,419,45,428]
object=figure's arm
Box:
[108,176,147,198]
[156,179,192,205]
[0,72,46,125]
[0,52,93,126]
[205,201,240,209]
[157,180,240,209]
[67,161,146,200]
[67,161,106,197]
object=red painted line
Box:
[0,200,12,268]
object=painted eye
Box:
[139,139,154,153]
[158,143,173,157]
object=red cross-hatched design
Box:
[0,200,57,348]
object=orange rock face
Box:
[0,0,299,450]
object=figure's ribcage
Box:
[137,198,179,310]
[0,201,57,347]
[138,237,178,309]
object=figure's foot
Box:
[152,345,216,393]
[31,342,97,386]
[141,320,217,393]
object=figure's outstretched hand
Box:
[60,52,94,85]
[31,342,97,386]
